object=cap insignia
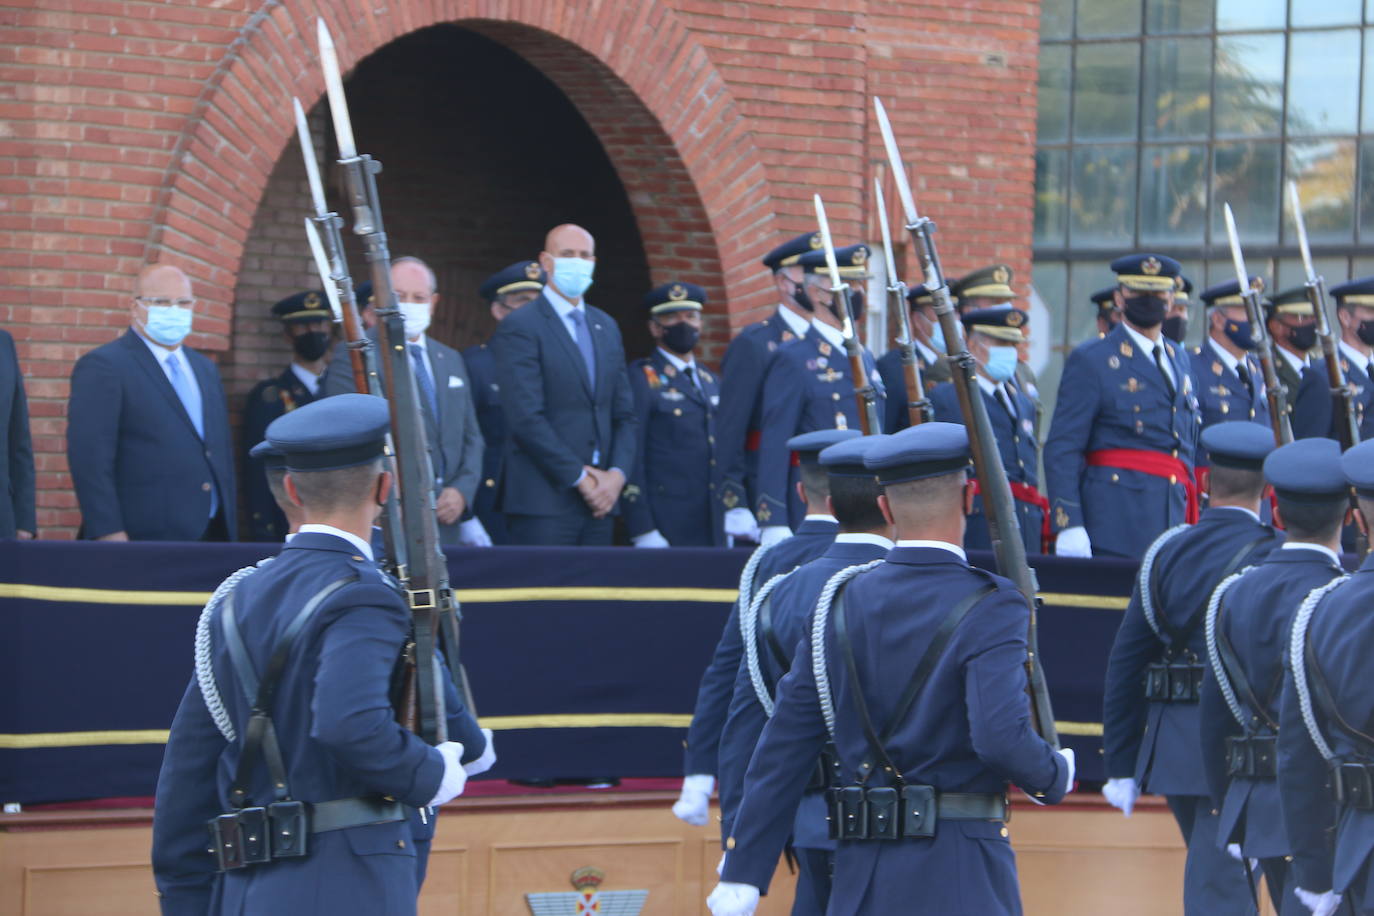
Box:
[1142,257,1162,276]
[524,262,542,280]
[1005,310,1024,327]
[852,248,867,265]
[668,283,688,301]
[303,292,321,308]
[809,233,823,249]
[993,266,1009,285]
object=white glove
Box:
[458,517,492,547]
[672,773,715,826]
[724,507,760,543]
[1295,888,1343,916]
[707,882,760,916]
[463,728,497,776]
[717,852,727,875]
[1102,777,1139,817]
[1022,747,1075,806]
[427,741,468,807]
[633,529,670,548]
[1225,843,1260,870]
[1055,525,1092,558]
[758,525,791,548]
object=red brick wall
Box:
[3,0,1043,537]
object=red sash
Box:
[1086,448,1198,524]
[968,479,1052,553]
[747,429,800,466]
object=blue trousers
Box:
[1166,794,1257,915]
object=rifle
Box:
[812,195,882,435]
[1222,203,1293,445]
[315,20,474,742]
[873,176,932,426]
[873,95,1058,748]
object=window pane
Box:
[1172,258,1206,347]
[1140,144,1208,243]
[1291,0,1360,27]
[1146,0,1214,32]
[1041,0,1073,39]
[1274,257,1349,290]
[1071,145,1139,246]
[1143,37,1212,138]
[1212,141,1281,244]
[1285,139,1356,243]
[1078,0,1143,36]
[1359,137,1374,239]
[1215,0,1285,30]
[1288,30,1360,136]
[1215,34,1285,138]
[1073,42,1141,140]
[1068,261,1117,346]
[1035,148,1070,246]
[1039,45,1071,142]
[1365,29,1374,132]
[1206,257,1274,289]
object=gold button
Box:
[726,837,736,850]
[1111,474,1119,482]
[351,555,364,561]
[201,482,211,492]
[708,436,715,444]
[1169,475,1178,485]
[710,459,716,466]
[397,840,406,849]
[674,408,682,416]
[485,478,495,487]
[832,392,841,401]
[1171,449,1178,458]
[1133,405,1140,413]
[1000,827,1009,838]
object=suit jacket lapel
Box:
[538,297,593,400]
[122,331,201,439]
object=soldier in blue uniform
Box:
[876,284,950,434]
[1279,438,1374,916]
[462,261,546,545]
[707,423,1073,916]
[754,244,884,543]
[1164,276,1193,345]
[672,430,854,828]
[1189,278,1271,467]
[716,434,892,915]
[623,281,724,547]
[1298,277,1374,442]
[716,232,821,544]
[241,291,334,542]
[151,393,482,915]
[1044,253,1202,559]
[929,307,1046,554]
[950,263,1017,314]
[1101,421,1283,915]
[1200,437,1348,916]
[1091,285,1122,339]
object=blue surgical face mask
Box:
[144,305,193,346]
[551,257,595,299]
[929,318,962,356]
[1222,317,1258,351]
[984,345,1018,382]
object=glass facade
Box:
[1033,0,1374,407]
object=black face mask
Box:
[790,281,816,313]
[848,289,865,324]
[1161,315,1188,344]
[659,321,700,355]
[1122,294,1167,329]
[1359,319,1374,347]
[1287,322,1318,352]
[292,330,331,361]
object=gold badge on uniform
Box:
[525,262,542,279]
[1221,401,1230,415]
[809,233,823,249]
[1165,344,1174,358]
[662,388,685,401]
[757,504,772,522]
[1126,377,1139,392]
[1107,355,1120,370]
[1120,342,1133,358]
[1055,506,1070,529]
[722,491,739,509]
[668,283,687,300]
[1142,257,1162,275]
[781,330,795,343]
[993,266,1010,285]
[663,364,677,377]
[1006,310,1024,327]
[1212,361,1224,376]
[818,342,832,356]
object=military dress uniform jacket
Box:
[1279,552,1374,908]
[1275,353,1329,441]
[0,329,35,538]
[682,518,840,778]
[1043,323,1200,559]
[1102,508,1282,795]
[460,342,508,542]
[1199,546,1345,862]
[716,308,810,518]
[622,351,724,546]
[716,539,891,846]
[929,380,1044,555]
[1293,355,1374,441]
[755,336,884,529]
[241,367,317,541]
[875,344,948,433]
[151,532,469,916]
[68,330,237,541]
[721,547,1069,916]
[1187,341,1270,465]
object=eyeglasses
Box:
[135,297,196,309]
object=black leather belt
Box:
[1225,735,1276,779]
[207,796,407,871]
[937,792,1008,820]
[1332,763,1374,809]
[311,797,406,833]
[1144,659,1204,703]
[827,785,1006,841]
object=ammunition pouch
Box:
[1144,658,1204,703]
[826,785,1005,840]
[1225,735,1277,779]
[206,797,404,871]
[806,745,843,792]
[1331,763,1374,810]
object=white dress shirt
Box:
[290,362,323,396]
[777,305,812,339]
[1281,541,1342,565]
[296,523,374,561]
[894,539,967,561]
[1122,322,1176,389]
[834,533,894,549]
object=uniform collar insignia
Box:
[1213,361,1223,376]
[818,341,832,356]
[1119,342,1133,358]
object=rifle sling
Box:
[834,582,996,785]
[1304,636,1374,759]
[1154,536,1269,654]
[757,592,791,694]
[1214,601,1280,733]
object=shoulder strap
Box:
[742,570,797,718]
[1305,636,1374,758]
[1160,535,1270,651]
[1290,576,1349,762]
[810,561,885,740]
[1140,524,1190,639]
[833,582,996,784]
[1214,600,1277,732]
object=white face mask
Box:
[398,301,431,339]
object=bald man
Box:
[489,224,638,545]
[67,264,237,540]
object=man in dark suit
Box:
[67,264,236,541]
[0,328,35,539]
[321,258,486,546]
[489,223,637,546]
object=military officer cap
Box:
[266,392,392,472]
[1265,286,1315,319]
[819,435,888,478]
[479,260,545,302]
[762,231,822,271]
[951,265,1015,301]
[1198,421,1276,470]
[643,281,706,316]
[1200,276,1265,307]
[787,428,862,466]
[1263,438,1346,502]
[249,439,286,471]
[796,244,871,278]
[271,290,332,323]
[1342,439,1374,497]
[906,283,936,307]
[1175,275,1193,303]
[1090,286,1117,314]
[1328,276,1374,307]
[1109,253,1182,292]
[863,421,971,484]
[962,306,1028,342]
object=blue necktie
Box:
[166,355,215,517]
[569,308,597,390]
[409,345,440,423]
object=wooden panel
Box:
[25,864,156,916]
[418,846,468,916]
